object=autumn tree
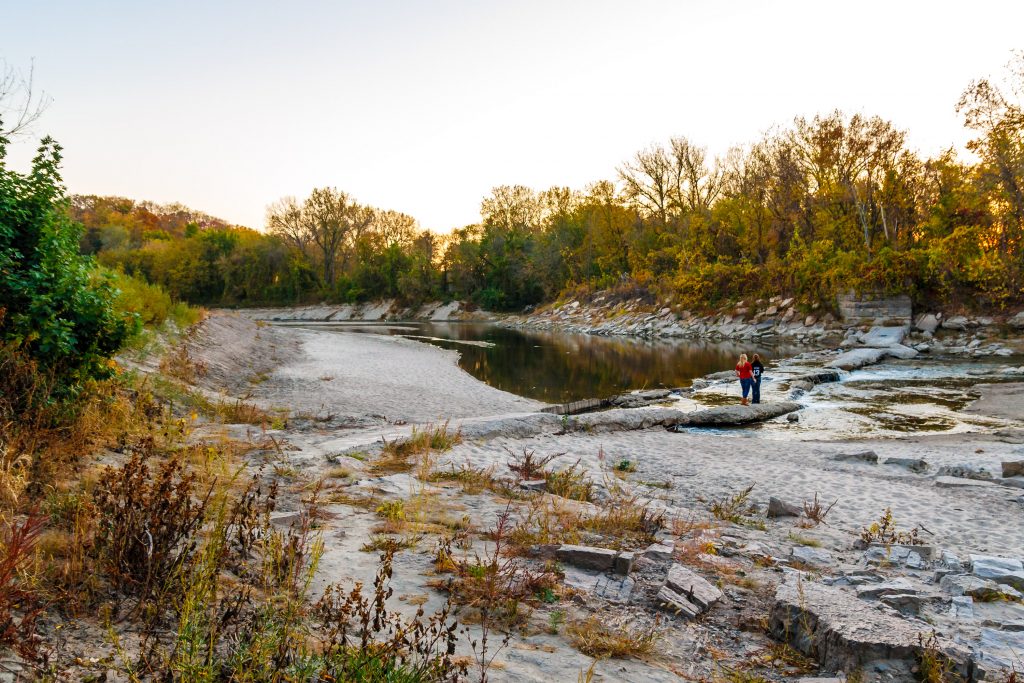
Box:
[958,51,1024,256]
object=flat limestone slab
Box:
[827,348,887,370]
[770,578,966,673]
[665,564,723,610]
[667,402,801,430]
[935,476,997,488]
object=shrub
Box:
[92,440,213,606]
[0,515,45,658]
[0,135,136,405]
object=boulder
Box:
[865,544,934,569]
[770,578,966,673]
[555,545,616,572]
[656,585,700,618]
[832,450,878,464]
[936,463,994,480]
[643,542,675,561]
[664,563,723,611]
[791,546,834,567]
[861,326,906,348]
[827,347,887,370]
[1008,311,1024,329]
[915,313,940,333]
[791,370,843,385]
[883,457,929,473]
[976,628,1024,677]
[855,578,917,599]
[884,344,919,360]
[970,555,1024,590]
[787,412,800,423]
[942,315,969,330]
[1003,460,1024,478]
[767,497,802,518]
[941,573,1011,601]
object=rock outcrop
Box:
[770,578,966,674]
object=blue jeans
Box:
[740,378,753,399]
[752,377,761,404]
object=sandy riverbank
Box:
[182,312,1024,682]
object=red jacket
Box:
[735,362,753,379]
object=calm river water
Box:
[301,321,804,403]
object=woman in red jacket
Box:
[735,353,754,406]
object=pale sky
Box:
[3,1,1023,232]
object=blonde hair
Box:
[738,354,748,363]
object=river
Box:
[292,321,804,403]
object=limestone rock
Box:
[856,578,917,599]
[976,628,1024,676]
[970,555,1024,591]
[865,543,934,569]
[555,545,616,572]
[832,450,878,464]
[915,313,940,333]
[936,463,994,480]
[1008,311,1024,329]
[861,326,906,348]
[767,496,802,518]
[791,545,834,567]
[664,563,723,611]
[1003,460,1024,478]
[827,347,887,370]
[656,585,700,618]
[667,401,801,429]
[770,578,965,673]
[935,476,996,489]
[884,343,920,360]
[883,457,929,473]
[643,541,675,561]
[942,315,969,330]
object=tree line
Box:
[85,54,1024,313]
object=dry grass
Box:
[544,460,593,501]
[799,492,837,527]
[428,463,498,494]
[370,421,461,477]
[505,447,560,480]
[710,484,757,524]
[566,616,661,659]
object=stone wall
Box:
[837,292,911,325]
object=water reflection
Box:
[301,322,803,403]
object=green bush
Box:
[0,134,135,403]
[110,268,200,329]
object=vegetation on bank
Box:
[79,54,1024,314]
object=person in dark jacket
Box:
[750,353,765,404]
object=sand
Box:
[184,313,1024,682]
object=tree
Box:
[618,145,674,227]
[0,60,50,138]
[266,187,372,287]
[372,209,418,248]
[958,51,1024,256]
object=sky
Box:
[3,0,1023,232]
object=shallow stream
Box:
[291,321,1024,439]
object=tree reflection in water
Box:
[319,322,803,404]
